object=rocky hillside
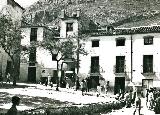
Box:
[22,0,160,28]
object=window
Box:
[7,0,16,7]
[92,40,99,47]
[91,56,99,73]
[144,36,153,45]
[30,28,37,42]
[116,38,125,46]
[116,56,125,73]
[29,47,36,66]
[143,55,153,73]
[52,54,57,61]
[66,23,73,32]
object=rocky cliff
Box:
[23,0,160,28]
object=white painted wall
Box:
[20,27,57,82]
[0,0,7,11]
[79,35,131,87]
[60,19,78,38]
[132,33,160,86]
[79,32,160,88]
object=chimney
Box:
[60,9,65,19]
[106,26,114,34]
[76,8,80,18]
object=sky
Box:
[14,0,39,8]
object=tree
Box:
[40,28,87,91]
[0,15,23,86]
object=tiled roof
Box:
[82,25,160,36]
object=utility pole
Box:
[75,36,80,90]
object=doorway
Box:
[28,67,36,83]
[114,77,125,95]
[90,76,99,88]
[142,79,153,97]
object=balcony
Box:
[114,72,126,77]
[141,72,155,76]
[90,67,99,74]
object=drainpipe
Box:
[131,33,133,82]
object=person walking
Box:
[76,79,80,91]
[97,83,101,97]
[7,96,20,115]
[129,90,133,106]
[133,97,141,115]
[146,89,149,108]
[148,89,154,109]
[105,82,109,94]
[124,91,130,107]
[86,77,90,92]
[81,79,86,96]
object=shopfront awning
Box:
[65,71,74,74]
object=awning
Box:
[128,82,135,86]
[65,71,74,73]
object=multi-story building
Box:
[78,26,160,95]
[21,9,160,95]
[20,26,59,83]
[20,9,85,84]
[59,12,160,95]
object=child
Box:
[7,96,20,115]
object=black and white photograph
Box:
[0,0,160,114]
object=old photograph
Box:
[0,0,160,114]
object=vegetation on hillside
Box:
[23,0,160,28]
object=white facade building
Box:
[20,26,58,83]
[20,9,160,95]
[77,26,160,94]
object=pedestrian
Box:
[128,90,133,107]
[7,96,20,115]
[81,79,87,96]
[45,78,48,86]
[132,90,136,104]
[97,83,101,97]
[6,73,11,84]
[146,89,149,108]
[86,77,90,92]
[0,76,3,86]
[124,91,130,107]
[148,89,154,109]
[105,81,109,94]
[133,97,141,115]
[76,79,80,91]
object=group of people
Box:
[145,87,160,110]
[80,78,110,96]
[115,89,142,115]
